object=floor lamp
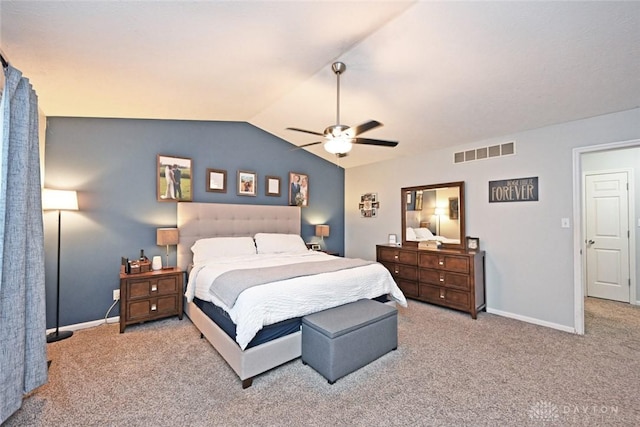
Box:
[43,188,78,343]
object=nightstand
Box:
[119,268,183,333]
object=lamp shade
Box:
[315,224,330,238]
[157,228,179,246]
[42,188,78,211]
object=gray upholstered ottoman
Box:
[301,299,398,384]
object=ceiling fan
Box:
[287,62,398,157]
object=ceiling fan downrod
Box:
[332,62,346,128]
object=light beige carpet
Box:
[5,297,640,426]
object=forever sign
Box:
[489,177,539,203]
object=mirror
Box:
[401,181,465,250]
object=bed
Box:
[405,226,460,244]
[178,202,407,388]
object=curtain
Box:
[0,65,48,423]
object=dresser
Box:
[376,245,485,318]
[119,268,184,332]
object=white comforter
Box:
[185,251,407,350]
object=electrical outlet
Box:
[113,289,120,301]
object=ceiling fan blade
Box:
[352,120,383,136]
[289,141,323,151]
[286,127,324,136]
[352,137,398,147]
[298,141,323,148]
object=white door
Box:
[585,171,630,302]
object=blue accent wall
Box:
[44,117,344,328]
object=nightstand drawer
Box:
[127,276,179,299]
[127,295,179,321]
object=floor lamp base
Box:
[46,330,73,343]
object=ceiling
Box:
[2,1,639,168]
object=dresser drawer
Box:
[396,279,419,298]
[126,295,180,321]
[419,268,470,291]
[127,276,179,299]
[418,252,469,273]
[381,261,418,281]
[377,247,418,265]
[419,284,470,311]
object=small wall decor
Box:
[359,193,379,218]
[289,171,308,206]
[489,176,538,203]
[237,170,257,196]
[265,175,281,197]
[449,197,459,219]
[206,168,227,193]
[157,155,192,202]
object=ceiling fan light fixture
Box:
[324,137,353,154]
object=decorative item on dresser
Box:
[376,245,485,319]
[119,268,184,333]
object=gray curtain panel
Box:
[0,65,48,424]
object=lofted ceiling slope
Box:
[1,1,639,168]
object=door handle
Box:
[587,239,595,245]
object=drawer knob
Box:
[394,269,399,275]
[439,274,444,282]
[151,304,157,311]
[394,255,398,259]
[438,260,444,265]
[439,289,445,299]
[151,284,157,292]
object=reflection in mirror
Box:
[402,181,465,250]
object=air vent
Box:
[454,141,516,164]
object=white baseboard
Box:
[486,307,576,334]
[46,316,119,335]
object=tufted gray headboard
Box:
[176,202,301,271]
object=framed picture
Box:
[360,193,379,217]
[237,170,257,196]
[206,168,227,193]
[289,171,308,206]
[265,175,281,197]
[388,234,397,245]
[157,155,192,202]
[466,236,480,252]
[449,197,459,220]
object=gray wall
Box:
[345,108,640,330]
[44,118,345,328]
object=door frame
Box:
[573,139,639,335]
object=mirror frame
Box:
[401,181,466,250]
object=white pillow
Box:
[254,233,309,254]
[406,227,417,240]
[191,236,256,264]
[414,227,434,239]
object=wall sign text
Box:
[489,177,538,203]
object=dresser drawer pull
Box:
[151,303,157,311]
[439,289,445,299]
[394,255,399,260]
[438,260,444,266]
[394,269,399,275]
[439,274,445,282]
[151,284,158,292]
